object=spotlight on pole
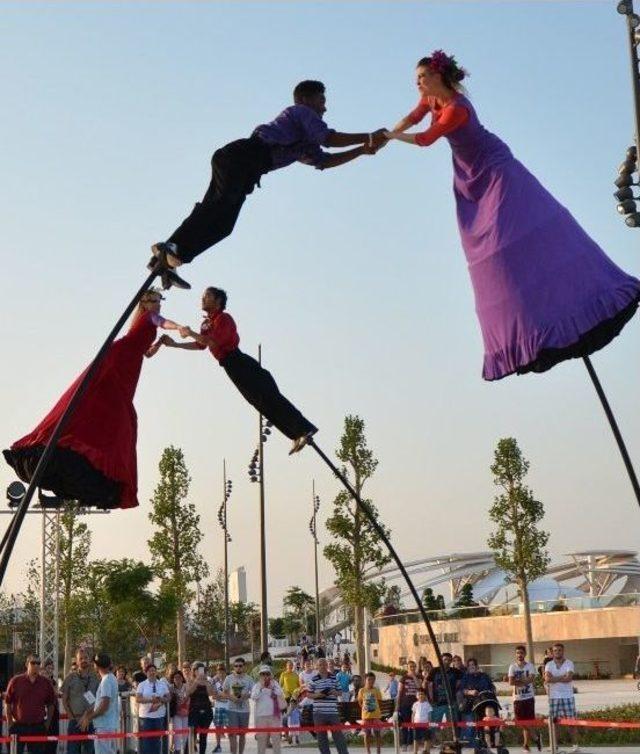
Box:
[614,144,640,223]
[617,198,638,214]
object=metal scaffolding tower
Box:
[40,507,61,673]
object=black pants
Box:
[168,137,272,263]
[10,723,46,754]
[188,709,213,754]
[222,350,316,440]
[398,705,414,746]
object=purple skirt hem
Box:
[482,286,640,381]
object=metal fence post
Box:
[547,715,557,754]
[187,726,195,754]
[9,735,17,754]
[392,714,400,754]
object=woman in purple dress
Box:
[385,51,640,381]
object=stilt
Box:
[309,438,460,750]
[583,355,640,508]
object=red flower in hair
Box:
[428,49,451,74]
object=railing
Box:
[374,592,640,627]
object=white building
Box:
[229,566,247,604]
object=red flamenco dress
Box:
[3,311,158,509]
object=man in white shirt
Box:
[544,643,579,753]
[250,666,286,754]
[136,665,171,754]
[298,659,316,714]
[508,645,540,752]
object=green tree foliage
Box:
[454,584,477,608]
[85,558,178,663]
[148,446,208,664]
[323,415,390,670]
[189,569,226,660]
[487,437,550,661]
[268,617,286,639]
[384,585,402,611]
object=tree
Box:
[384,585,402,611]
[454,584,477,608]
[283,587,315,634]
[86,558,178,663]
[268,617,286,640]
[148,446,208,664]
[189,569,225,661]
[422,588,438,611]
[324,415,391,671]
[487,437,550,662]
[59,504,92,672]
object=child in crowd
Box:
[482,705,504,752]
[384,671,399,702]
[358,672,384,754]
[411,688,433,754]
[288,691,301,745]
[336,662,352,702]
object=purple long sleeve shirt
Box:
[253,104,335,171]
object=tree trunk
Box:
[63,624,73,674]
[519,577,535,663]
[354,604,365,674]
[177,605,186,665]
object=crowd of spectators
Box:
[2,641,580,754]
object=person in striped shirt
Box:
[307,658,349,754]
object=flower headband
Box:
[427,49,467,82]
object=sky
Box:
[1,1,639,618]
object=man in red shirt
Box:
[154,287,317,454]
[5,655,55,754]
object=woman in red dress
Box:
[3,289,182,509]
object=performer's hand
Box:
[383,130,395,140]
[178,326,192,339]
[145,341,162,359]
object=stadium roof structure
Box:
[320,550,640,621]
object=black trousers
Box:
[221,350,316,440]
[10,723,46,754]
[188,709,213,754]
[168,137,272,263]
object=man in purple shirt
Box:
[150,80,386,289]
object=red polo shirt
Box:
[198,310,240,362]
[6,673,55,724]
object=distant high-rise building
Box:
[229,566,247,604]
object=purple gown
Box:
[446,95,640,380]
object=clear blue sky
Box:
[1,2,638,615]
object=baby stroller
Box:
[470,690,508,754]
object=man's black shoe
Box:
[151,241,182,268]
[160,268,191,290]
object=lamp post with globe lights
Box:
[217,461,233,669]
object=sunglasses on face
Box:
[29,660,41,665]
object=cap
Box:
[259,665,272,674]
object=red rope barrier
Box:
[12,715,640,742]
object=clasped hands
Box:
[145,327,195,358]
[364,128,399,155]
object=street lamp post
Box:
[248,345,271,654]
[308,482,321,644]
[217,461,233,669]
[618,0,640,155]
[614,1,640,226]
